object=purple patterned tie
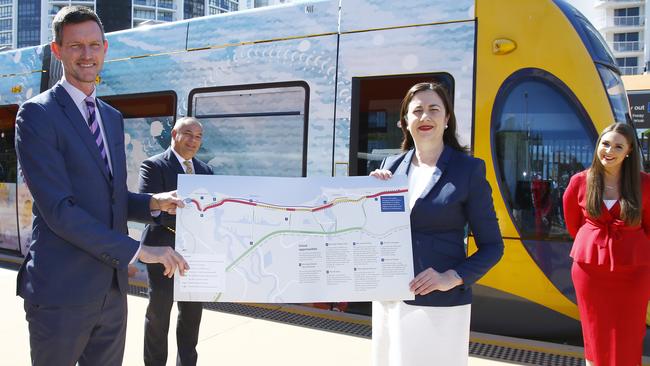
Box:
[84,97,111,176]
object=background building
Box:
[239,0,289,9]
[42,1,99,44]
[0,0,13,50]
[0,0,290,51]
[132,0,240,28]
[17,0,42,48]
[595,0,648,75]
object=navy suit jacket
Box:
[382,146,503,306]
[139,148,213,248]
[15,83,153,306]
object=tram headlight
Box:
[596,64,631,124]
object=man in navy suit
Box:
[14,6,189,366]
[140,117,213,366]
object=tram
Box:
[0,0,638,343]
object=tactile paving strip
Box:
[469,342,583,366]
[128,283,585,365]
[129,284,372,337]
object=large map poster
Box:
[174,175,414,303]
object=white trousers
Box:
[371,301,471,366]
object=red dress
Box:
[563,171,650,365]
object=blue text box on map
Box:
[380,196,405,212]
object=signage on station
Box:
[627,91,650,129]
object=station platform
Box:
[1,262,648,366]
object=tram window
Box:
[0,104,19,253]
[575,11,616,66]
[0,105,17,184]
[100,92,177,191]
[189,82,309,177]
[596,64,631,123]
[492,69,596,241]
[349,73,454,176]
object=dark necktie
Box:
[84,97,111,176]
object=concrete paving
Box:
[0,266,516,366]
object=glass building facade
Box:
[0,0,12,49]
[184,0,205,20]
[240,0,287,10]
[132,0,176,27]
[17,0,41,48]
[97,0,131,33]
[208,0,237,14]
[42,1,96,43]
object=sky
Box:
[566,0,599,24]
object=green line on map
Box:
[226,226,363,271]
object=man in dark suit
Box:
[14,6,189,366]
[140,117,213,366]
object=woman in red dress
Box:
[563,122,650,365]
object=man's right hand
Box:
[150,190,185,215]
[138,246,189,278]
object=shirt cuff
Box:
[454,269,470,290]
[130,245,141,264]
[151,210,161,217]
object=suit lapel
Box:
[394,149,414,176]
[192,158,210,175]
[191,158,201,174]
[53,84,111,183]
[164,148,210,176]
[164,148,185,175]
[412,146,452,209]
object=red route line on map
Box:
[188,188,408,213]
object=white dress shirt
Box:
[408,162,436,209]
[171,148,194,174]
[60,78,113,174]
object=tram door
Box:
[100,92,177,242]
[349,74,455,177]
[0,104,20,254]
[100,92,178,193]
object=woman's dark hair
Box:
[586,122,641,225]
[398,82,467,152]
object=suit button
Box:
[112,259,120,266]
[101,253,109,260]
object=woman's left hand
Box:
[409,268,463,295]
[369,169,392,180]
